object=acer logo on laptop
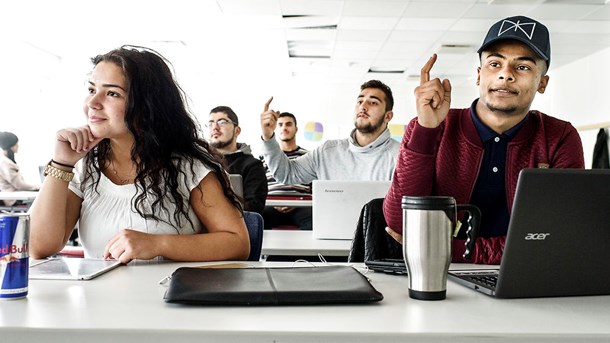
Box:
[525,233,550,240]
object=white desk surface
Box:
[0,191,38,201]
[3,261,610,343]
[265,198,312,207]
[262,230,351,257]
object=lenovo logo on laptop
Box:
[525,233,550,240]
[324,189,344,193]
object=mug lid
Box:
[401,196,455,210]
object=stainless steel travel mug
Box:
[402,196,455,300]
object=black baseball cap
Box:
[478,15,551,67]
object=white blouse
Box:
[68,159,211,258]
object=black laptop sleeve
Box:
[163,265,383,305]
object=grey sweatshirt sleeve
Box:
[260,136,318,185]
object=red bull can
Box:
[0,213,29,300]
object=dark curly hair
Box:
[83,45,242,229]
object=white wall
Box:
[532,46,610,169]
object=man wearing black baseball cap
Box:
[383,15,585,264]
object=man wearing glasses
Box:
[208,106,268,215]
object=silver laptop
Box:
[448,168,610,298]
[312,180,391,240]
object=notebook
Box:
[29,257,122,280]
[448,168,610,298]
[312,180,391,240]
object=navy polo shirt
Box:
[469,100,528,238]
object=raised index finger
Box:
[420,54,438,85]
[264,97,274,112]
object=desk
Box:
[0,191,37,211]
[3,261,610,342]
[262,230,351,257]
[265,198,312,207]
[0,191,38,202]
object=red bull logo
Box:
[0,214,30,300]
[0,243,28,256]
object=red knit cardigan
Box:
[384,108,584,264]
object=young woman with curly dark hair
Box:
[29,46,250,263]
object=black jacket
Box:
[223,143,268,215]
[592,128,610,169]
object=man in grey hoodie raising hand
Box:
[259,80,399,184]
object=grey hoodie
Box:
[260,128,399,184]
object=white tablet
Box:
[29,257,122,280]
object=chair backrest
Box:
[243,211,264,261]
[348,198,402,263]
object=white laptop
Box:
[312,180,391,240]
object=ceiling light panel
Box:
[282,15,339,29]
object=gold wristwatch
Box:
[43,160,74,182]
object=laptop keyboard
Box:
[456,271,499,289]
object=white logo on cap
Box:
[498,20,536,40]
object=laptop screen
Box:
[450,168,610,298]
[312,180,391,240]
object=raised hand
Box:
[54,126,103,166]
[260,97,280,140]
[413,54,452,128]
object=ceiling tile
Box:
[339,16,400,30]
[342,0,409,17]
[395,17,458,31]
[461,3,540,19]
[527,3,606,20]
[401,1,475,18]
[286,28,337,41]
[388,30,446,43]
[218,0,281,15]
[336,29,393,42]
[280,0,343,16]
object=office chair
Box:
[348,198,402,263]
[243,211,264,261]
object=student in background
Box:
[29,46,250,262]
[0,131,40,206]
[259,80,399,184]
[261,112,312,230]
[384,16,584,264]
[207,106,268,215]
